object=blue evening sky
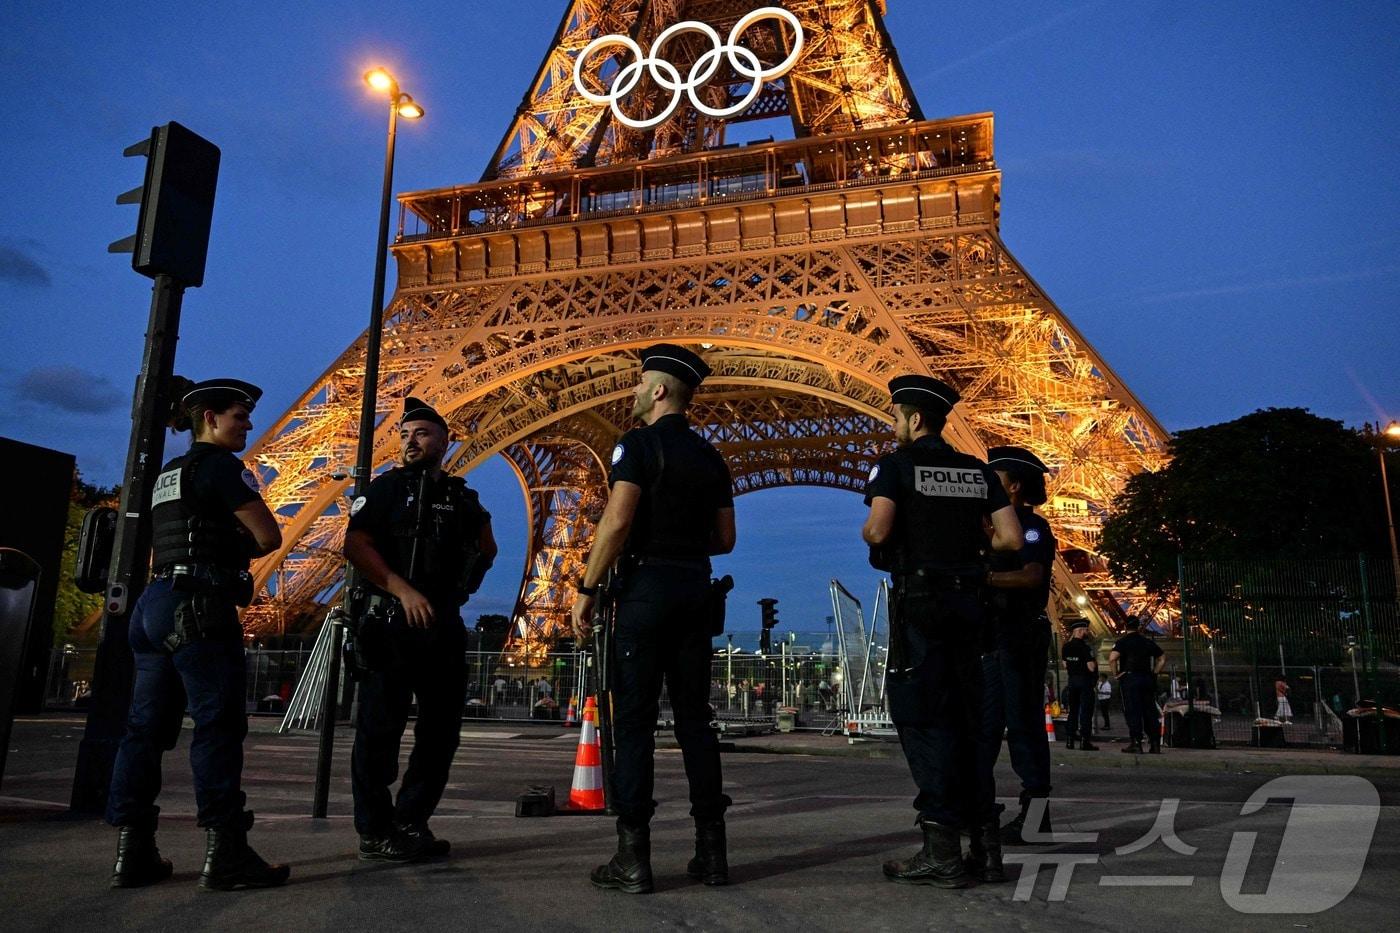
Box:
[2,1,1397,632]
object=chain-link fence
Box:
[1172,554,1400,748]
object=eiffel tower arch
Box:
[240,0,1169,645]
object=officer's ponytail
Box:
[168,375,197,433]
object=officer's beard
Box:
[401,447,442,472]
[631,394,654,422]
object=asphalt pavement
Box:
[2,714,1397,931]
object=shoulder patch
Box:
[240,469,259,492]
[349,496,367,516]
[868,464,880,483]
[1024,528,1041,543]
[610,443,625,466]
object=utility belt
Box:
[154,563,248,653]
[891,565,985,595]
[155,562,254,608]
[628,555,712,573]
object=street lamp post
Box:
[1375,421,1400,594]
[311,68,424,819]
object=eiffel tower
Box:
[240,0,1168,646]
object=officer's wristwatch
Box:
[576,581,598,597]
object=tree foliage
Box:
[1099,408,1396,594]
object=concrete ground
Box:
[2,714,1397,931]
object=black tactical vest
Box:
[891,439,995,571]
[150,447,250,572]
[379,468,487,605]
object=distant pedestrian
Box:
[1274,678,1292,724]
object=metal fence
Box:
[44,640,855,732]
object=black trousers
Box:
[351,618,466,835]
[887,586,982,829]
[106,578,247,830]
[1064,674,1098,741]
[610,565,727,827]
[973,619,1052,823]
[1120,672,1159,745]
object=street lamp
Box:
[1374,420,1400,593]
[313,67,424,820]
[353,68,425,501]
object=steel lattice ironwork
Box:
[238,0,1169,645]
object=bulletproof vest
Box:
[1117,633,1155,674]
[1064,639,1094,675]
[625,418,723,560]
[890,439,993,571]
[991,507,1054,623]
[150,446,250,572]
[383,468,485,603]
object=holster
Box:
[165,592,240,653]
[349,594,402,674]
[704,574,735,637]
[168,564,255,607]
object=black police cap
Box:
[1069,618,1090,631]
[887,375,959,414]
[1124,615,1142,630]
[640,343,711,388]
[182,378,262,411]
[401,396,448,432]
[986,446,1049,475]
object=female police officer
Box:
[105,377,289,891]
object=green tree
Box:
[1099,408,1394,594]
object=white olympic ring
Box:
[573,7,805,131]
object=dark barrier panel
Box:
[0,549,41,786]
[0,437,74,712]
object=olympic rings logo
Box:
[572,7,805,131]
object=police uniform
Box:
[347,397,492,854]
[106,378,289,890]
[864,375,1012,887]
[974,446,1056,845]
[1061,621,1098,748]
[590,344,733,893]
[1113,620,1164,753]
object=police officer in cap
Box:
[862,375,1022,889]
[975,446,1057,853]
[1060,619,1099,750]
[345,396,497,860]
[1110,616,1164,754]
[571,343,736,894]
[106,377,290,891]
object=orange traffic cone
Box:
[1045,705,1057,743]
[557,696,605,812]
[563,696,579,727]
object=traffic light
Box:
[109,121,220,287]
[759,598,779,630]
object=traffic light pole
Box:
[71,274,185,812]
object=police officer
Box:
[862,375,1021,889]
[1060,620,1099,750]
[1109,616,1165,754]
[976,446,1056,851]
[106,377,289,891]
[345,396,497,860]
[570,344,736,894]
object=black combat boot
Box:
[882,819,973,888]
[1122,740,1144,754]
[359,829,426,862]
[590,822,654,894]
[199,812,291,890]
[1148,736,1162,754]
[686,818,728,886]
[1065,736,1077,750]
[110,825,173,889]
[1080,739,1100,751]
[1001,795,1052,846]
[964,820,1006,884]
